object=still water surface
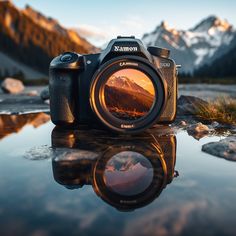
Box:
[0,113,236,236]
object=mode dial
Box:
[147,46,170,58]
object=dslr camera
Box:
[49,36,178,133]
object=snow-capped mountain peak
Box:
[142,15,236,74]
[107,76,151,96]
[191,15,232,33]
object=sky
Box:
[14,0,236,47]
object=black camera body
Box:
[49,36,178,133]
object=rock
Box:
[187,122,213,140]
[179,120,187,126]
[187,122,211,134]
[202,136,236,161]
[177,95,208,116]
[40,87,49,100]
[1,78,25,94]
[211,121,219,128]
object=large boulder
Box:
[202,136,236,161]
[177,95,209,116]
[1,78,25,94]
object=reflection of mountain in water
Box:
[0,113,50,140]
[105,76,154,119]
[105,162,153,196]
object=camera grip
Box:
[49,69,77,126]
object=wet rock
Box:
[187,122,213,140]
[187,122,212,134]
[211,121,219,128]
[202,136,236,161]
[177,95,208,116]
[1,78,25,94]
[40,87,49,100]
[179,120,187,126]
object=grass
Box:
[196,97,236,125]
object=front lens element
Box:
[104,69,155,120]
[104,151,154,196]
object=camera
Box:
[51,127,178,211]
[49,36,178,133]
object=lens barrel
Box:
[90,55,167,133]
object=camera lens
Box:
[93,143,167,210]
[103,151,154,196]
[104,69,155,120]
[90,56,166,133]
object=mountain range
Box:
[0,0,97,79]
[107,76,152,96]
[105,76,154,120]
[142,16,236,76]
[0,0,235,80]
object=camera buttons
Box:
[60,53,73,62]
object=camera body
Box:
[49,36,178,133]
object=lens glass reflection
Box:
[104,151,154,196]
[104,69,155,120]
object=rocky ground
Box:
[0,81,236,160]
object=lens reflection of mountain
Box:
[104,76,154,120]
[51,127,178,211]
[0,113,50,140]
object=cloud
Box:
[76,24,108,41]
[74,15,148,47]
[123,200,208,236]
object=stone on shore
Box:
[187,122,212,134]
[187,122,213,140]
[202,136,236,161]
[1,78,25,94]
[177,95,208,116]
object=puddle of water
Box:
[0,113,236,236]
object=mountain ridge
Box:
[0,0,98,79]
[107,76,153,97]
[142,15,236,75]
